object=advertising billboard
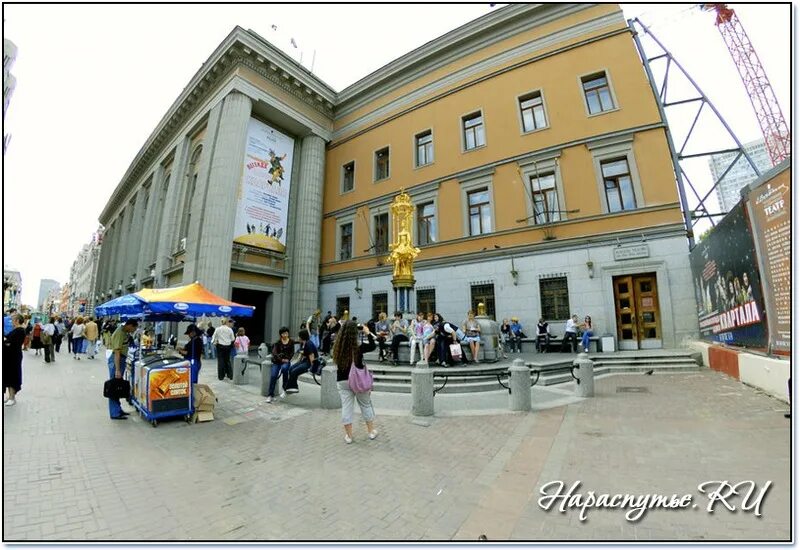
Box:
[233,118,295,253]
[689,203,767,348]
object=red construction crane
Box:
[701,4,790,165]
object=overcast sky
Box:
[2,3,792,307]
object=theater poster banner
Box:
[746,171,791,354]
[690,203,767,348]
[233,118,295,253]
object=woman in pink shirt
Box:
[234,328,250,355]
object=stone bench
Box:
[515,334,600,353]
[392,339,492,364]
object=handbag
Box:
[348,361,374,393]
[449,343,462,359]
[103,378,131,400]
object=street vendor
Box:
[108,319,138,420]
[179,324,203,384]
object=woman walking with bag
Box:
[332,321,378,444]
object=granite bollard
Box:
[321,363,341,409]
[233,354,248,385]
[411,367,434,416]
[573,352,595,397]
[509,359,531,411]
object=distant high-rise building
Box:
[708,138,773,213]
[3,38,17,154]
[37,279,60,312]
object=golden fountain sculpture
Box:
[387,189,420,287]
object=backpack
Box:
[53,324,60,338]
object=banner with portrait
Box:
[689,203,767,348]
[233,118,295,253]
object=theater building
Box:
[96,4,697,348]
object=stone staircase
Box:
[298,349,703,394]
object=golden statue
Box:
[387,189,420,284]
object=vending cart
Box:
[132,354,193,427]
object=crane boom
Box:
[702,4,790,165]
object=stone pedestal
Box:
[233,354,248,385]
[475,315,502,362]
[260,360,272,396]
[321,364,341,409]
[509,359,531,411]
[411,367,434,416]
[573,353,595,397]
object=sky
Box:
[2,3,793,308]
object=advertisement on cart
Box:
[147,367,191,408]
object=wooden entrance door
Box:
[613,273,662,350]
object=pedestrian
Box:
[179,324,203,384]
[3,308,17,336]
[499,318,511,358]
[71,317,86,360]
[234,327,250,356]
[536,317,552,353]
[408,311,429,365]
[389,311,409,366]
[266,327,295,403]
[3,314,26,406]
[30,321,44,356]
[211,318,235,380]
[205,321,216,359]
[22,316,32,351]
[58,317,68,354]
[509,317,525,353]
[580,315,594,353]
[107,319,138,420]
[373,312,390,362]
[42,317,57,363]
[84,317,99,359]
[441,319,467,366]
[462,310,482,363]
[561,314,580,353]
[283,329,319,394]
[333,321,378,444]
[155,320,165,349]
[306,309,321,350]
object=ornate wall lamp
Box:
[354,277,363,299]
[510,257,519,286]
[586,260,595,279]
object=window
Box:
[374,147,390,181]
[374,213,389,255]
[416,289,436,315]
[462,112,485,150]
[468,188,492,236]
[470,284,496,319]
[336,297,350,319]
[339,223,353,260]
[342,161,355,193]
[415,130,433,167]
[519,91,547,132]
[417,202,437,246]
[372,293,388,321]
[529,173,560,224]
[601,158,637,212]
[582,72,615,115]
[540,277,570,320]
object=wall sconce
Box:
[586,260,595,279]
[117,281,123,292]
[354,277,363,298]
[510,257,519,286]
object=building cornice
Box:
[99,27,337,224]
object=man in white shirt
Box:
[562,314,580,353]
[211,318,236,380]
[42,318,57,363]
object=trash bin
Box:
[601,334,615,353]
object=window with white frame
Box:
[374,147,390,181]
[468,188,492,236]
[416,202,437,246]
[415,130,433,167]
[529,173,560,224]
[519,91,547,132]
[582,72,615,115]
[374,212,389,255]
[342,161,355,193]
[339,222,353,260]
[601,158,637,212]
[462,112,485,151]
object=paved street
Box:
[3,347,790,542]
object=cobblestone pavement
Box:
[3,348,791,541]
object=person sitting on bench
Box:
[562,314,580,353]
[509,317,524,353]
[536,318,552,353]
[284,329,319,394]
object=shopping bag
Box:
[449,343,462,360]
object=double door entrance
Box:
[613,273,662,350]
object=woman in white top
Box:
[462,310,482,363]
[71,317,86,360]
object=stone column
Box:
[111,209,129,294]
[290,134,326,331]
[193,92,252,296]
[509,359,531,411]
[137,169,163,283]
[125,189,147,288]
[154,137,191,285]
[95,224,113,300]
[182,101,224,283]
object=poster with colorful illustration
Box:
[233,118,295,253]
[689,202,767,348]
